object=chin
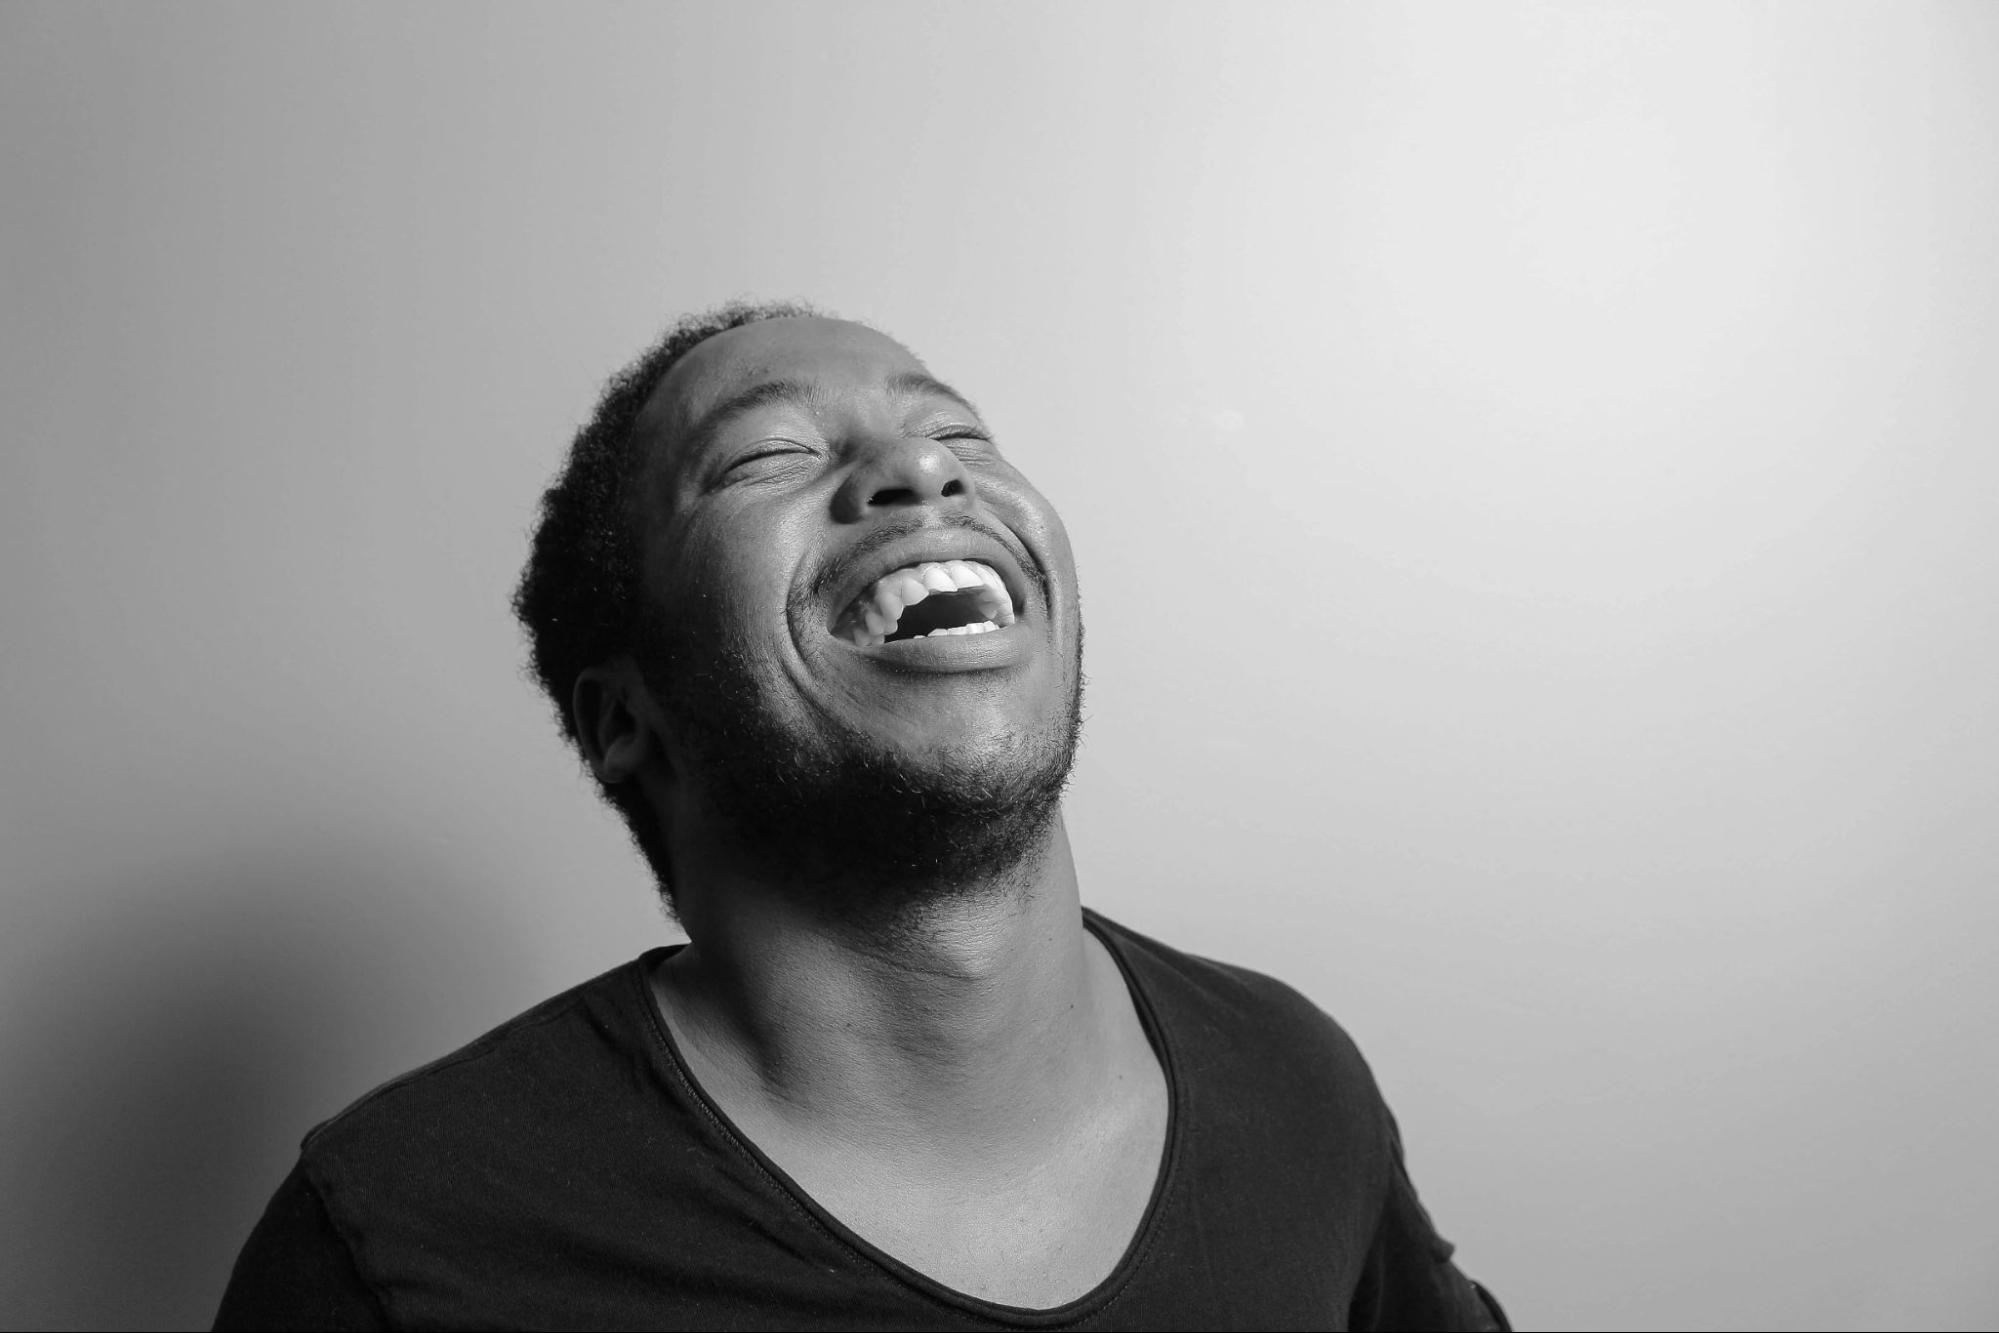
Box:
[649,621,1082,910]
[875,713,1044,776]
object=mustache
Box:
[805,511,1045,604]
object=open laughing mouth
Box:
[833,559,1018,649]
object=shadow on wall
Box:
[0,834,532,1331]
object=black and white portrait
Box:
[2,5,1994,1330]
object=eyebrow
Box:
[682,371,987,461]
[681,377,822,460]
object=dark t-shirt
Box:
[215,912,1507,1331]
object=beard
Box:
[637,612,1083,929]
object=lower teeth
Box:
[844,618,1005,647]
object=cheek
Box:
[998,485,1079,601]
[660,507,810,646]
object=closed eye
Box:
[733,446,803,466]
[715,443,817,485]
[931,427,998,460]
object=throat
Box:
[650,920,1168,1312]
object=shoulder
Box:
[298,950,666,1184]
[1087,909,1388,1129]
[1089,910,1410,1296]
[1089,910,1373,1064]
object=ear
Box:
[571,658,661,786]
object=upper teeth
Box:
[843,559,1017,648]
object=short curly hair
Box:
[513,298,823,897]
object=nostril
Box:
[863,469,970,509]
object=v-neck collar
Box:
[629,909,1185,1328]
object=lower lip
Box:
[836,622,1033,673]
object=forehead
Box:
[642,317,929,460]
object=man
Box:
[215,302,1507,1330]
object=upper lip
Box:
[817,521,1036,634]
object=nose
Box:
[831,434,977,523]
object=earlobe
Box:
[572,661,657,785]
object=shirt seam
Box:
[299,1154,398,1329]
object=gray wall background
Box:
[4,4,1995,1329]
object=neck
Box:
[656,812,1110,1158]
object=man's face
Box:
[629,316,1083,896]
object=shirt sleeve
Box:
[213,1158,390,1331]
[1346,1114,1509,1332]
